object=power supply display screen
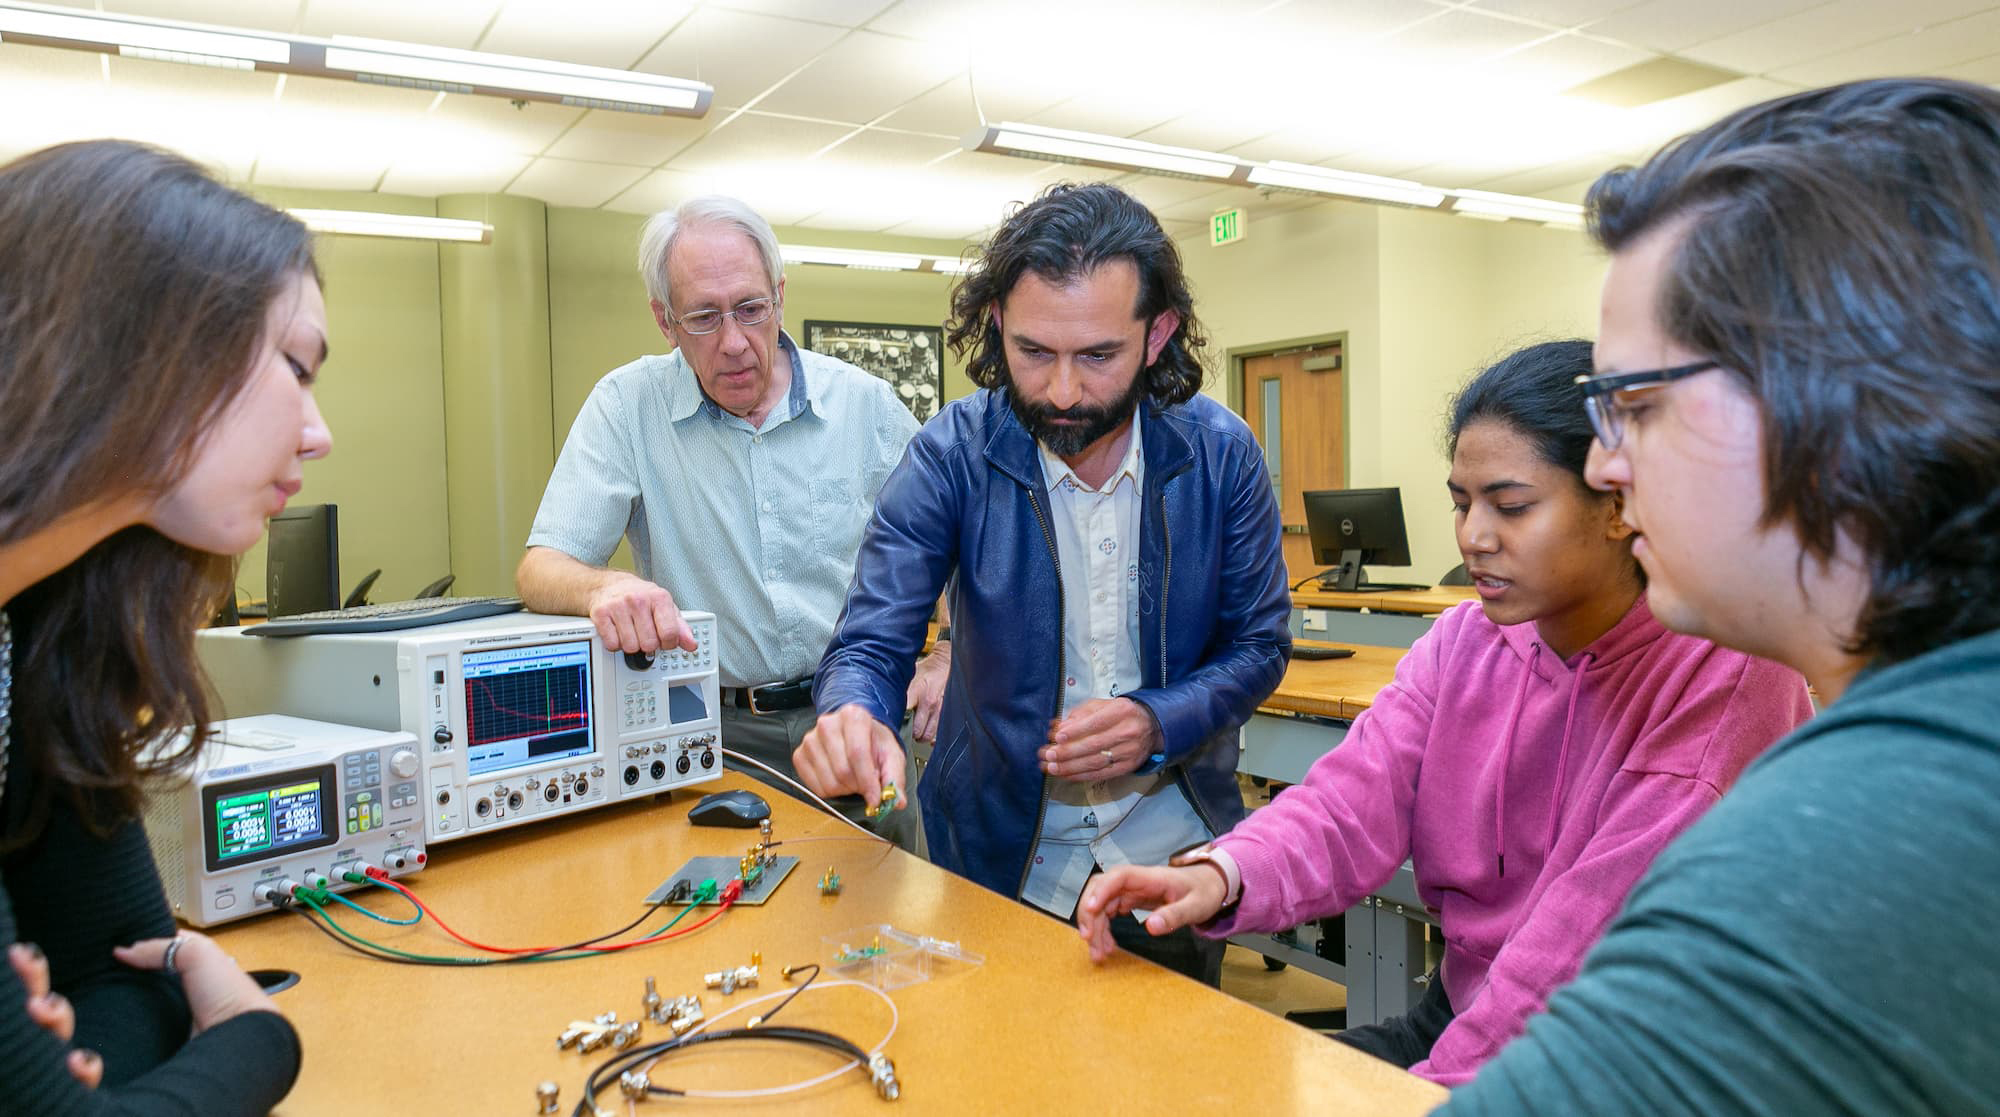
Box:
[202,763,339,872]
[462,641,594,778]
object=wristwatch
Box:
[1169,843,1242,908]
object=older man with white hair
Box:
[517,196,929,841]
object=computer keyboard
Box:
[247,596,524,637]
[1292,644,1356,661]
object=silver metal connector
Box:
[868,1052,901,1101]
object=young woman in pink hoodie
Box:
[1076,339,1814,1084]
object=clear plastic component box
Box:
[823,924,984,990]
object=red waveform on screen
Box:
[465,675,587,746]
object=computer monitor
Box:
[1302,487,1412,592]
[266,504,339,618]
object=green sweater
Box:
[1440,626,2000,1116]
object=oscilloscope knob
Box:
[389,749,420,779]
[433,726,453,745]
[623,650,655,672]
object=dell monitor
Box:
[1302,487,1414,592]
[266,504,339,618]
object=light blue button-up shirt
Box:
[1019,411,1213,917]
[526,333,918,687]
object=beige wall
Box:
[239,193,966,601]
[237,185,450,606]
[1183,200,1604,582]
[231,184,1600,606]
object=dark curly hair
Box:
[1587,77,2000,664]
[0,140,318,846]
[947,182,1207,405]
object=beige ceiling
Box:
[5,0,2000,242]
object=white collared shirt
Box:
[1019,410,1212,917]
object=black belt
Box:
[721,678,813,715]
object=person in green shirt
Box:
[1440,77,2000,1116]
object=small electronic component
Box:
[704,952,762,995]
[864,783,900,820]
[642,976,662,1018]
[834,934,888,964]
[818,867,842,895]
[535,1080,560,1113]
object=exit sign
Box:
[1210,207,1246,247]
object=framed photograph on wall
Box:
[803,319,944,422]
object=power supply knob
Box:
[389,749,420,779]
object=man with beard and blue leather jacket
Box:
[794,183,1292,985]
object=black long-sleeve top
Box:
[0,743,301,1116]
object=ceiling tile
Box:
[253,70,435,189]
[1616,75,1803,155]
[816,127,961,165]
[862,0,992,41]
[1680,0,1995,75]
[0,46,270,178]
[378,149,530,195]
[1768,8,2000,86]
[297,0,502,49]
[1464,0,1648,28]
[1935,50,2000,84]
[1255,0,1459,45]
[608,166,824,225]
[667,112,854,172]
[1024,94,1184,140]
[1133,112,1281,157]
[633,8,847,110]
[874,73,1061,136]
[544,108,712,165]
[1374,8,1556,67]
[1490,32,1657,95]
[752,31,965,122]
[87,0,303,33]
[506,156,651,208]
[475,0,696,70]
[1458,152,1623,193]
[1581,0,1826,53]
[710,0,899,27]
[425,94,585,155]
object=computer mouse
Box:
[687,788,770,828]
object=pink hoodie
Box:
[1206,596,1813,1085]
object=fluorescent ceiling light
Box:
[1248,161,1446,208]
[0,1,289,65]
[1449,190,1586,229]
[289,209,492,243]
[0,3,710,118]
[970,122,1244,181]
[324,37,706,114]
[781,245,972,275]
[783,245,925,271]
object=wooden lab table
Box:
[1236,639,1436,1030]
[1290,585,1477,648]
[211,774,1447,1116]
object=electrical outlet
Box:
[1302,609,1328,632]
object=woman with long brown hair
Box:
[0,139,331,1112]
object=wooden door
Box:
[1240,342,1344,587]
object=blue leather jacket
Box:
[815,387,1293,897]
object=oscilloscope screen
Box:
[460,640,595,778]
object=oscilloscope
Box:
[196,612,722,842]
[141,715,427,926]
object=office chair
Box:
[414,574,455,599]
[342,569,382,609]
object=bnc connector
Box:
[868,1052,901,1101]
